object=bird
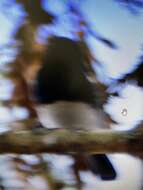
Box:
[33,36,117,181]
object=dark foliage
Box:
[118,56,143,87]
[16,0,54,25]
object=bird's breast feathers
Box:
[36,101,110,130]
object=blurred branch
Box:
[68,2,118,49]
[115,0,143,15]
[0,122,143,157]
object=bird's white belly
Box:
[36,101,110,130]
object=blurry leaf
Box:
[117,56,143,87]
[88,29,118,49]
[68,2,82,17]
[97,37,118,49]
[15,22,37,55]
[7,70,37,118]
[16,0,54,26]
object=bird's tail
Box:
[90,154,117,180]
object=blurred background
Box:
[0,0,143,189]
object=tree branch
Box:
[0,122,143,158]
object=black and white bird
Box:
[34,36,117,180]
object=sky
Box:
[0,0,143,189]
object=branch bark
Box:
[0,122,143,158]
